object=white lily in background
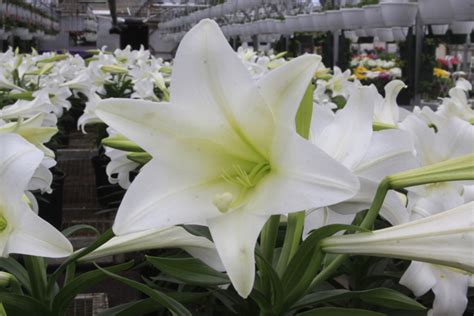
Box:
[80,226,224,271]
[373,80,407,127]
[0,133,72,257]
[323,66,353,99]
[96,19,359,298]
[0,95,57,127]
[77,92,104,132]
[304,85,418,236]
[437,85,474,123]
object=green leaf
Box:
[295,83,314,139]
[293,288,426,311]
[94,263,192,316]
[297,307,386,316]
[51,261,134,315]
[146,256,229,286]
[255,250,284,307]
[359,288,426,311]
[0,292,49,316]
[0,258,31,293]
[281,225,366,311]
[62,224,99,237]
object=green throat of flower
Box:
[0,214,8,233]
[213,162,271,213]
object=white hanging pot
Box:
[344,30,358,42]
[312,12,328,32]
[380,1,418,27]
[431,24,449,35]
[450,0,474,21]
[326,10,344,31]
[285,16,300,33]
[341,8,364,30]
[363,5,384,28]
[419,0,454,25]
[392,27,408,41]
[297,14,314,32]
[12,27,29,37]
[355,29,367,37]
[375,28,395,42]
[20,32,33,41]
[449,21,474,34]
[0,31,10,40]
[364,28,376,37]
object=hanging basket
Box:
[449,21,474,35]
[375,28,395,42]
[380,1,418,27]
[364,5,385,28]
[450,0,474,21]
[431,24,449,35]
[419,0,454,25]
[341,8,364,30]
[326,10,344,31]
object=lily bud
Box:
[102,135,144,152]
[321,202,474,273]
[100,65,128,74]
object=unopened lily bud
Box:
[100,65,128,74]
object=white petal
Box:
[112,158,241,235]
[315,85,376,170]
[303,207,355,239]
[374,80,406,125]
[257,54,322,128]
[82,226,224,271]
[169,19,274,158]
[309,106,335,141]
[6,203,72,258]
[430,266,470,316]
[208,210,267,298]
[330,177,410,225]
[245,126,359,217]
[400,261,437,296]
[0,133,43,202]
[436,118,474,161]
[354,129,419,182]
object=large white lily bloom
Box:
[96,19,359,298]
[81,226,224,271]
[324,66,353,99]
[321,201,474,273]
[304,85,418,235]
[373,80,406,126]
[0,133,72,257]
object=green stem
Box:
[47,228,114,294]
[63,262,76,286]
[276,211,305,276]
[308,178,391,291]
[24,256,47,302]
[260,215,280,265]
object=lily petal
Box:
[0,133,43,202]
[315,85,376,170]
[257,54,322,128]
[208,209,267,298]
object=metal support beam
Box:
[413,12,424,105]
[333,29,339,67]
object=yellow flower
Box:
[354,65,368,80]
[433,67,450,79]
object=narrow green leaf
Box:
[146,256,229,286]
[62,224,100,237]
[293,288,426,311]
[0,292,49,316]
[94,263,192,316]
[295,83,314,139]
[297,307,386,316]
[360,288,426,311]
[52,261,134,315]
[0,258,32,293]
[255,250,284,307]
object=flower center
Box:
[213,162,271,213]
[0,214,8,233]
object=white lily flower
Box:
[0,133,72,257]
[437,86,474,123]
[373,80,406,127]
[96,19,359,298]
[321,201,474,274]
[80,226,224,271]
[325,66,353,99]
[305,85,418,236]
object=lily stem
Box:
[260,215,280,265]
[24,255,47,302]
[308,177,391,291]
[276,211,305,276]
